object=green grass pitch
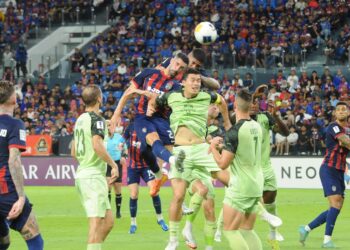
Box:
[8,187,350,250]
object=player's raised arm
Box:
[270,106,289,136]
[201,75,220,90]
[110,82,138,132]
[337,134,350,150]
[209,92,232,131]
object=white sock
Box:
[169,156,176,165]
[131,217,137,225]
[156,213,163,222]
[170,235,178,242]
[324,235,332,244]
[305,225,311,232]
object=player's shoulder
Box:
[138,68,161,76]
[327,122,343,133]
[0,115,24,128]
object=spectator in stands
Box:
[297,124,311,155]
[15,43,27,78]
[70,48,84,72]
[285,126,299,155]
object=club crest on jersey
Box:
[165,81,173,90]
[142,127,147,133]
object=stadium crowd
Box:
[1,0,350,157]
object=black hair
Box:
[336,101,348,108]
[176,52,189,65]
[191,48,206,64]
[182,68,201,80]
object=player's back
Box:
[74,112,107,178]
[0,114,26,194]
[227,119,263,198]
[322,122,349,171]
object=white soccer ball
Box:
[194,22,218,45]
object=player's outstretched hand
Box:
[109,165,120,184]
[7,197,25,220]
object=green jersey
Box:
[224,119,263,198]
[74,112,108,178]
[254,112,275,169]
[157,90,219,139]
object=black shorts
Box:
[106,160,122,183]
[0,192,32,233]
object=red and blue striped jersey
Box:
[123,123,147,169]
[131,68,181,116]
[0,115,27,194]
[322,122,349,171]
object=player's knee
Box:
[197,185,209,197]
[173,192,185,204]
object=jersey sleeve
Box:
[91,114,106,139]
[223,127,239,154]
[156,92,171,108]
[160,58,171,68]
[208,91,221,104]
[328,123,345,139]
[131,68,157,88]
[8,119,26,151]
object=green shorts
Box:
[223,186,260,214]
[262,165,277,191]
[75,175,111,218]
[188,169,215,199]
[169,143,220,183]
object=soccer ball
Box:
[194,22,218,45]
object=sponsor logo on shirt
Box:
[19,129,26,141]
[96,121,104,129]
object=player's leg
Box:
[127,167,140,234]
[113,161,123,218]
[214,208,223,242]
[99,210,114,242]
[144,169,168,231]
[182,179,208,249]
[240,211,263,250]
[202,198,216,250]
[76,176,111,249]
[19,211,44,250]
[166,178,187,250]
[262,168,284,247]
[222,204,248,250]
[0,218,10,250]
[106,165,112,202]
[142,146,166,196]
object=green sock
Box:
[154,170,162,179]
[223,230,249,250]
[265,202,277,231]
[187,193,204,223]
[169,221,180,241]
[87,243,101,250]
[217,208,223,232]
[204,220,217,247]
[240,229,263,250]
